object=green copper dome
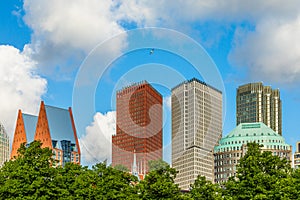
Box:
[214,122,291,153]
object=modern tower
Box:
[11,101,81,166]
[112,81,163,174]
[0,123,9,167]
[172,78,222,190]
[214,122,291,183]
[236,82,282,135]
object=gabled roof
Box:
[45,105,76,145]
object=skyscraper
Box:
[112,81,162,174]
[0,123,9,167]
[11,101,81,166]
[236,82,282,135]
[172,78,222,190]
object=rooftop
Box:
[172,77,222,93]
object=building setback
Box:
[236,82,282,135]
[11,101,81,166]
[112,81,162,174]
[214,122,291,183]
[0,123,9,167]
[172,78,222,190]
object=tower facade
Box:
[172,78,222,190]
[11,101,81,166]
[112,81,162,174]
[236,82,282,135]
[0,123,9,167]
[294,141,300,169]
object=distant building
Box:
[0,123,9,167]
[294,141,300,169]
[11,101,80,166]
[172,78,222,190]
[236,82,282,135]
[214,122,291,183]
[112,81,162,174]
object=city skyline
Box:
[1,1,300,166]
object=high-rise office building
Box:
[214,122,291,183]
[112,81,162,174]
[0,123,9,167]
[11,101,81,166]
[294,141,300,169]
[172,78,222,190]
[236,82,282,135]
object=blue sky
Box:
[1,0,300,165]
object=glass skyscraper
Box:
[236,82,282,135]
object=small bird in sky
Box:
[149,48,154,55]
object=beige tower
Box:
[294,141,300,169]
[0,123,9,167]
[172,78,222,190]
[236,82,282,135]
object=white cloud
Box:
[164,96,171,110]
[22,0,126,77]
[80,111,116,165]
[0,45,47,141]
[229,16,300,84]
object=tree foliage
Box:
[1,141,299,199]
[137,164,187,200]
[225,142,293,199]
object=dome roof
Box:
[214,122,291,153]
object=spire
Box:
[132,149,139,180]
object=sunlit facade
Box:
[294,141,300,169]
[112,81,163,174]
[172,78,222,190]
[236,82,282,135]
[214,122,291,183]
[0,123,9,167]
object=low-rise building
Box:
[11,101,80,166]
[214,122,291,183]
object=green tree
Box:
[148,159,169,172]
[189,176,223,200]
[225,142,292,199]
[114,164,130,172]
[0,141,63,199]
[90,162,138,199]
[137,164,188,200]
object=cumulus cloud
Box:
[229,16,300,84]
[0,45,47,140]
[164,96,171,110]
[20,0,300,84]
[22,0,126,77]
[80,111,116,165]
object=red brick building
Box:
[112,81,162,173]
[11,101,80,166]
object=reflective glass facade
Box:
[236,82,282,135]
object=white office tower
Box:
[172,78,222,190]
